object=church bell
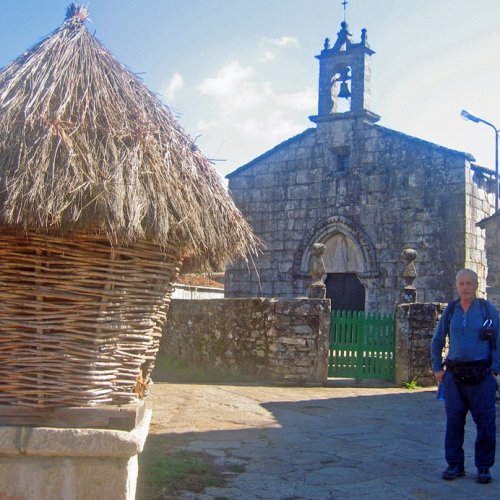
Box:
[338,81,351,99]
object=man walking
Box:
[431,268,499,483]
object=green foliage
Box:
[402,377,421,390]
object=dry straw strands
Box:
[0,4,259,408]
[0,4,259,271]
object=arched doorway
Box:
[296,215,378,310]
[322,232,366,311]
[325,273,365,311]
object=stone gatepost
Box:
[395,249,445,386]
[0,410,151,499]
[396,302,445,386]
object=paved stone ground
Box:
[144,382,500,499]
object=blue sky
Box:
[2,1,500,180]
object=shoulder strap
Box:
[479,298,491,322]
[444,299,459,336]
[478,298,497,351]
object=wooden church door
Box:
[325,273,365,311]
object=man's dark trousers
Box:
[442,371,497,468]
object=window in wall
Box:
[336,152,349,172]
[328,147,350,175]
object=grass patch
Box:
[137,450,225,499]
[152,354,256,384]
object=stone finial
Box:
[401,248,418,303]
[308,243,326,299]
[324,37,330,50]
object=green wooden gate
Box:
[328,310,396,381]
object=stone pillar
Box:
[395,303,445,386]
[0,409,151,500]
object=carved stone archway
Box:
[294,216,378,309]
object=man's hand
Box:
[434,370,445,383]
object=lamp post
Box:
[461,109,499,212]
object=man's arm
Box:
[489,302,500,374]
[431,306,449,381]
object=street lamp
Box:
[461,109,499,212]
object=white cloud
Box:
[262,50,276,61]
[258,36,300,63]
[267,36,300,48]
[194,60,316,168]
[198,61,255,99]
[275,88,316,112]
[163,72,184,102]
[197,61,270,113]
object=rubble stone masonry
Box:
[396,302,446,386]
[160,298,331,385]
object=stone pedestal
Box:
[0,408,151,500]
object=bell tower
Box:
[310,17,380,124]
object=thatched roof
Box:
[0,4,258,271]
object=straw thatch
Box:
[0,4,258,271]
[0,4,259,408]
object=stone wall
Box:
[396,302,446,386]
[160,298,331,385]
[478,212,500,306]
[225,119,495,313]
[465,167,496,294]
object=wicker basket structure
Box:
[0,5,258,409]
[0,230,181,407]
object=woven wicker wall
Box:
[0,230,181,407]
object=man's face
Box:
[456,272,478,302]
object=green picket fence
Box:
[328,310,396,381]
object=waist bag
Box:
[446,359,491,385]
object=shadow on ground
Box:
[137,382,499,499]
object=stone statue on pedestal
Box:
[402,248,418,303]
[308,243,327,299]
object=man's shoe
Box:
[442,464,465,480]
[477,468,492,484]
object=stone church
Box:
[224,20,495,313]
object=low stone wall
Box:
[160,298,331,385]
[396,302,445,386]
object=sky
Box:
[1,0,500,181]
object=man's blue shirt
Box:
[431,298,500,373]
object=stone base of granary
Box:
[0,407,151,500]
[0,400,146,431]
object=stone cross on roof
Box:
[342,0,348,22]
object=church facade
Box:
[224,21,495,313]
